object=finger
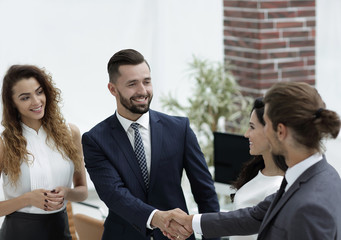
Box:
[43,203,55,211]
[163,224,179,238]
[162,231,175,240]
[46,196,64,202]
[47,192,64,199]
[165,209,182,228]
[170,220,191,239]
[166,233,177,240]
[46,201,64,207]
[165,221,183,239]
[45,198,64,210]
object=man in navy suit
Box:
[82,49,220,240]
[164,82,341,240]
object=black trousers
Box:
[0,209,72,240]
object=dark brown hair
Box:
[231,98,287,190]
[263,82,340,152]
[107,49,150,83]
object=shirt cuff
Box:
[192,214,203,235]
[147,209,158,229]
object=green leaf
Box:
[160,56,254,164]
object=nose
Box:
[136,82,147,94]
[31,95,40,105]
[244,129,250,138]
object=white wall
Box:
[0,0,224,133]
[316,0,341,118]
[316,0,341,173]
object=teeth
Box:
[134,97,146,102]
[32,106,41,111]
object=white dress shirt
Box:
[2,123,74,214]
[284,152,323,192]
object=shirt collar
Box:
[21,122,43,135]
[116,111,150,132]
[285,152,323,191]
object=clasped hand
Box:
[29,186,66,211]
[151,208,194,240]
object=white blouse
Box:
[230,170,283,240]
[2,123,74,214]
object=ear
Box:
[276,123,287,141]
[108,82,117,97]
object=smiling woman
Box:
[0,65,88,240]
[11,77,46,131]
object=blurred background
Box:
[0,0,340,231]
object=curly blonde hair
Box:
[1,65,82,184]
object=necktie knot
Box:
[131,122,139,131]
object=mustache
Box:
[131,94,150,99]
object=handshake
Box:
[151,208,195,240]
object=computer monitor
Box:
[213,131,252,184]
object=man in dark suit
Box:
[82,49,220,240]
[164,82,341,240]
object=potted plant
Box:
[161,56,252,165]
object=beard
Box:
[118,90,153,114]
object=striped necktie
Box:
[131,123,149,189]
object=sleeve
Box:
[192,214,203,235]
[201,193,273,238]
[82,132,155,236]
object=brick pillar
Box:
[223,0,316,96]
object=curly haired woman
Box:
[0,65,88,240]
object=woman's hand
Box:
[26,188,65,211]
[24,189,59,211]
[44,187,67,211]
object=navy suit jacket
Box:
[201,157,341,239]
[82,110,220,240]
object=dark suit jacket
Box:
[201,157,341,239]
[82,110,220,240]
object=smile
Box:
[132,96,148,102]
[31,106,43,112]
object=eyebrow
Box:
[126,79,137,84]
[18,86,42,98]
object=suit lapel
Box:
[148,110,162,191]
[258,158,328,238]
[110,114,148,191]
[258,181,299,236]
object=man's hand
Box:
[151,209,193,239]
[164,208,194,239]
[168,208,193,232]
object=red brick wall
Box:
[223,0,316,96]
